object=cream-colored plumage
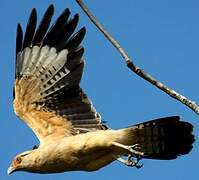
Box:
[14,78,74,143]
[8,4,194,174]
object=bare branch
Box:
[76,0,199,116]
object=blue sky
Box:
[1,0,199,179]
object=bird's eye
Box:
[15,157,22,164]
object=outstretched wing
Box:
[14,5,108,144]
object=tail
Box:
[117,116,194,160]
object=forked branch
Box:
[76,0,199,116]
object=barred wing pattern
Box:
[14,5,108,142]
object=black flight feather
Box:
[22,8,37,49]
[33,4,54,45]
[43,8,70,47]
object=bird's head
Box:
[7,150,34,174]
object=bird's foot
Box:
[112,142,144,157]
[127,154,143,168]
[127,144,144,157]
[112,142,144,168]
[116,155,143,169]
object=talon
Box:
[135,162,143,169]
[127,158,143,168]
[127,153,143,168]
[131,144,141,150]
[128,145,144,157]
[116,155,144,168]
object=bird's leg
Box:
[112,142,144,168]
[112,142,144,157]
[115,155,143,168]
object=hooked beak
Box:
[7,166,15,175]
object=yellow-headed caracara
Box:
[8,5,194,174]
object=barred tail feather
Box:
[118,116,194,160]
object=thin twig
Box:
[76,0,199,116]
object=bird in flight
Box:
[8,5,194,174]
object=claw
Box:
[136,162,143,169]
[127,144,144,157]
[130,144,141,150]
[116,154,143,169]
[127,154,143,168]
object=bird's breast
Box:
[34,132,115,173]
